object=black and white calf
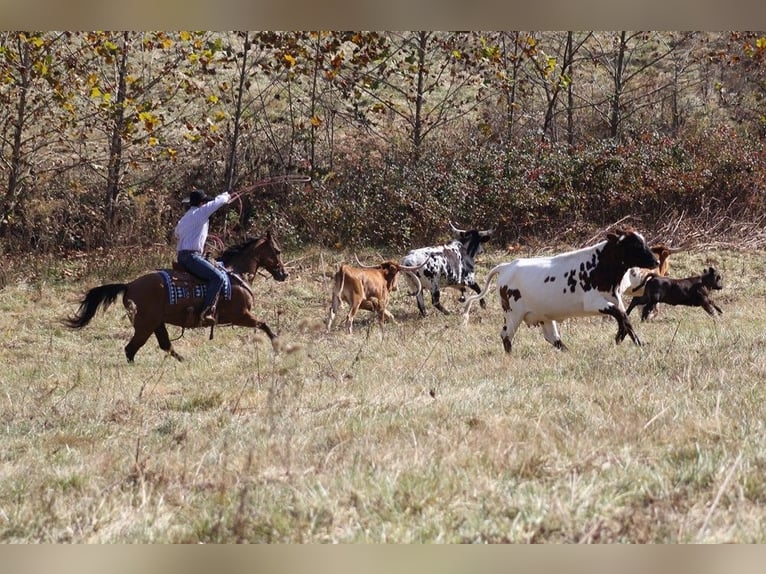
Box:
[401,223,493,316]
[462,228,659,353]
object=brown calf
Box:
[326,260,423,334]
[626,266,723,321]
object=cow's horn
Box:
[399,259,427,272]
[403,270,423,297]
[353,254,379,269]
[449,221,466,234]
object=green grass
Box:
[1,245,765,542]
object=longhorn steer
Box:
[326,260,423,334]
[401,223,493,316]
[462,228,659,353]
[626,266,723,321]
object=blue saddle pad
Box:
[157,267,232,305]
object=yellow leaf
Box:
[310,115,322,127]
[208,94,219,104]
[283,53,296,67]
[90,86,102,98]
[757,37,766,50]
[180,31,191,41]
[148,136,158,146]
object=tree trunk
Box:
[412,31,429,160]
[609,31,627,140]
[104,31,130,237]
[566,32,575,149]
[1,34,31,235]
[226,32,250,191]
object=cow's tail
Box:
[461,264,503,326]
[63,283,128,329]
[331,268,344,309]
[326,268,344,331]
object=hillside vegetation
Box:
[1,31,765,253]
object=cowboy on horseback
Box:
[174,188,231,326]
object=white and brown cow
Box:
[401,223,493,316]
[462,227,659,353]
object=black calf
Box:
[626,266,723,321]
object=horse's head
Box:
[257,230,289,282]
[219,231,288,282]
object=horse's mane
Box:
[217,234,271,265]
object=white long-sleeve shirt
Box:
[174,192,230,253]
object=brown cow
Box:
[326,260,423,334]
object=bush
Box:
[2,126,764,255]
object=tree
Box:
[581,31,691,140]
[343,31,492,160]
[524,31,592,143]
[66,31,225,240]
[0,31,77,239]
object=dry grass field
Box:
[2,241,766,543]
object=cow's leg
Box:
[431,287,451,315]
[382,308,396,324]
[345,298,362,334]
[366,299,396,325]
[501,311,523,353]
[154,323,184,362]
[541,320,568,351]
[415,290,427,317]
[640,302,658,322]
[601,305,642,346]
[702,298,723,316]
[626,295,645,316]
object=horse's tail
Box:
[63,283,128,329]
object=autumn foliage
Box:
[1,31,765,255]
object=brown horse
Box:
[63,231,288,362]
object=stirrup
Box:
[200,306,217,327]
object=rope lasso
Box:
[228,174,312,203]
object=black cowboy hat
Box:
[182,189,212,207]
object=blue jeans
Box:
[177,250,227,310]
